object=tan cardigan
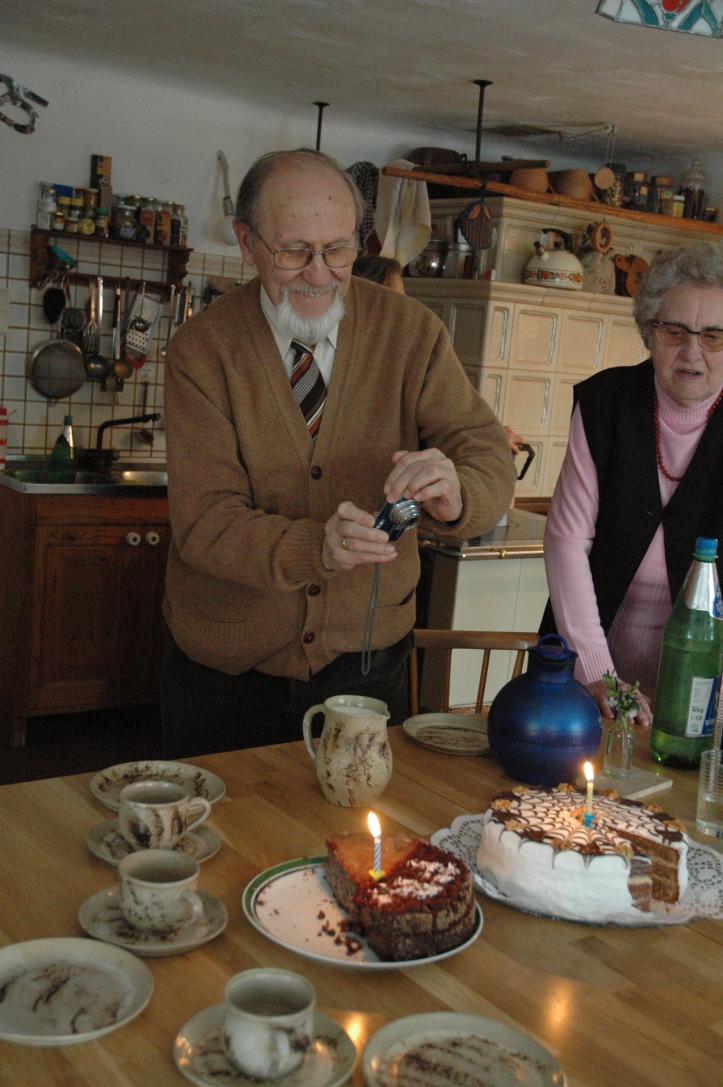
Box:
[163,277,515,677]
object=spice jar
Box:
[95,208,109,238]
[648,176,674,216]
[137,198,156,243]
[79,215,96,236]
[112,203,137,241]
[671,195,685,218]
[623,171,648,211]
[83,188,98,216]
[51,209,65,231]
[65,197,83,233]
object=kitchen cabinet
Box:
[0,485,169,746]
[410,192,723,500]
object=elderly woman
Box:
[543,240,723,725]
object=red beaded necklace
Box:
[654,386,723,483]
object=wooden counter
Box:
[0,729,719,1085]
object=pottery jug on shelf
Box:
[302,695,392,807]
[523,229,584,291]
[487,634,601,787]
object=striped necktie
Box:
[289,339,325,439]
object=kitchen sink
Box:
[0,460,168,494]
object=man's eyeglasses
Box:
[652,320,723,352]
[253,229,359,270]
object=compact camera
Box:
[373,497,421,541]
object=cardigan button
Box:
[310,466,322,479]
[303,631,315,644]
[307,583,321,596]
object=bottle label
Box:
[684,676,720,738]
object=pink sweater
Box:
[544,378,719,697]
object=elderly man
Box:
[161,148,514,757]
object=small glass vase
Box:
[603,714,635,778]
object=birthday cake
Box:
[325,832,476,961]
[476,784,687,917]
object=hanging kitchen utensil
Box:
[42,274,68,325]
[83,277,100,356]
[85,277,110,382]
[28,330,86,404]
[458,189,494,249]
[125,283,162,366]
[613,253,649,297]
[160,284,176,359]
[515,443,536,481]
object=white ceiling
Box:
[4,0,723,161]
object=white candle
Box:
[367,811,382,874]
[583,761,594,817]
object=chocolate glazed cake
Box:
[325,833,476,962]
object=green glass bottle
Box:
[651,537,723,768]
[47,414,75,484]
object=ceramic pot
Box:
[550,169,598,202]
[509,167,553,194]
[487,634,601,787]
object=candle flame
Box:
[367,811,381,837]
[583,761,594,783]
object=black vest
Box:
[542,359,723,635]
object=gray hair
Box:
[234,148,365,234]
[634,239,723,344]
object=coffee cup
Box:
[222,968,315,1079]
[118,849,204,933]
[118,779,211,850]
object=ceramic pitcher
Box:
[302,695,392,807]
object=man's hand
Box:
[322,501,398,572]
[586,678,654,728]
[384,449,462,524]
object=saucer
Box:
[78,888,228,957]
[174,1004,356,1087]
[86,819,221,867]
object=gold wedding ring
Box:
[341,536,348,550]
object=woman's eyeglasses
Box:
[652,320,723,352]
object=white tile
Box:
[9,303,29,328]
[78,240,101,264]
[2,377,27,400]
[187,252,204,273]
[6,328,28,352]
[143,250,163,271]
[9,231,30,255]
[222,256,243,278]
[8,254,29,279]
[4,352,28,377]
[9,280,31,304]
[0,230,9,250]
[100,244,123,267]
[25,399,49,424]
[121,247,143,269]
[77,258,100,276]
[203,255,224,276]
[24,424,48,452]
[0,254,7,279]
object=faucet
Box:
[96,413,162,453]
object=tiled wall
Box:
[0,229,251,460]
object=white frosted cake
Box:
[476,784,687,918]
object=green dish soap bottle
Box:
[48,414,76,484]
[651,537,723,768]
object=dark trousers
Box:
[160,634,412,758]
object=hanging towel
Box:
[374,159,431,269]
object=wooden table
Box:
[0,729,720,1087]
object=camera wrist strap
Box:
[361,563,381,677]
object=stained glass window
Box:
[597,0,723,36]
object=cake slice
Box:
[325,832,476,961]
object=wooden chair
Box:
[409,629,539,716]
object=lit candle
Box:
[367,811,383,879]
[583,761,595,827]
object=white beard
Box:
[275,284,346,344]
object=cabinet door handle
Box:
[145,531,160,546]
[125,531,141,547]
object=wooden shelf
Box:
[29,227,193,297]
[382,167,723,237]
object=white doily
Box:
[431,813,723,927]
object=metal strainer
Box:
[28,333,86,404]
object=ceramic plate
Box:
[86,819,222,867]
[362,1012,566,1086]
[402,713,489,755]
[0,937,153,1046]
[78,888,228,957]
[174,1004,356,1087]
[242,857,483,970]
[90,760,226,812]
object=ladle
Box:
[85,277,111,382]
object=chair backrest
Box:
[409,629,539,717]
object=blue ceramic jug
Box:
[488,634,601,787]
